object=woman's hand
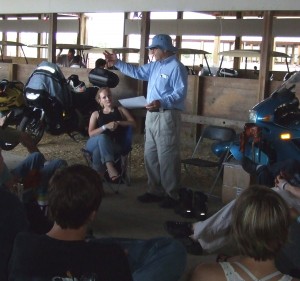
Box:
[106,121,119,131]
[275,175,289,190]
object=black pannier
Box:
[88,68,119,88]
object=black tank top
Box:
[97,107,124,142]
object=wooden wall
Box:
[0,62,299,146]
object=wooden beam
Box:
[131,109,245,129]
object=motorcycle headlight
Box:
[249,109,257,122]
[26,92,40,100]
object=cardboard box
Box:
[222,160,252,204]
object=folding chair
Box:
[181,125,236,197]
[81,126,133,193]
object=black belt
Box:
[149,108,172,112]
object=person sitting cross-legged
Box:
[9,164,187,281]
[0,148,67,234]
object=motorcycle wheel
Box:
[19,116,45,144]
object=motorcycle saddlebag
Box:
[88,68,119,88]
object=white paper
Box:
[118,96,147,109]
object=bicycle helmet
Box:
[67,74,86,93]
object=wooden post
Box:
[136,12,150,133]
[258,11,274,101]
[175,12,183,56]
[48,13,57,63]
[233,12,242,70]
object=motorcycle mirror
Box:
[88,68,119,88]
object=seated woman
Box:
[86,87,136,182]
[189,185,298,281]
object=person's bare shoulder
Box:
[189,262,227,281]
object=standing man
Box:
[104,34,188,208]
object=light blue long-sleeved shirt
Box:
[115,55,188,111]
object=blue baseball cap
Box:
[146,34,177,52]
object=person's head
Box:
[95,58,106,69]
[95,87,112,108]
[72,55,81,65]
[146,34,177,61]
[232,185,290,261]
[48,164,103,229]
[67,48,75,61]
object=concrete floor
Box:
[3,150,233,281]
[93,179,227,280]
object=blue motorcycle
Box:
[213,71,300,165]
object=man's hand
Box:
[146,100,161,111]
[103,51,117,68]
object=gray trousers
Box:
[144,110,181,199]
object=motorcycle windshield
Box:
[285,71,300,85]
[252,71,300,121]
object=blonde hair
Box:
[95,87,111,107]
[232,185,290,261]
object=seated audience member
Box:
[242,157,300,187]
[95,58,106,69]
[56,48,75,67]
[86,87,136,182]
[0,148,67,233]
[0,149,65,279]
[9,164,187,281]
[70,55,86,68]
[189,186,298,281]
[0,188,28,281]
[165,177,300,277]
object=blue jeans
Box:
[86,134,121,172]
[93,237,187,281]
[10,152,67,199]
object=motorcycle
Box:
[212,71,300,166]
[20,61,119,144]
[0,79,34,150]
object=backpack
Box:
[0,80,24,112]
